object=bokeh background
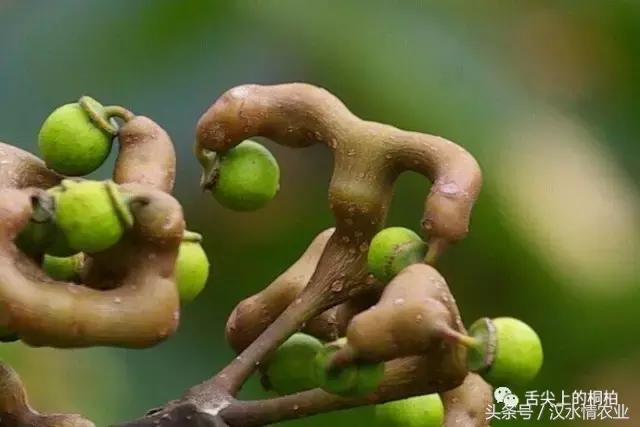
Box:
[0,1,638,426]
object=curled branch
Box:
[0,142,61,190]
[0,136,183,348]
[225,228,335,353]
[196,83,482,260]
[226,227,380,353]
[115,117,176,193]
[0,185,182,348]
[194,83,481,398]
[329,263,467,367]
[4,84,486,427]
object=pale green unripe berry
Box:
[212,140,280,211]
[367,227,427,282]
[313,340,384,397]
[45,229,77,257]
[45,185,77,256]
[38,100,113,176]
[17,220,75,257]
[265,333,323,395]
[16,187,74,257]
[16,220,54,257]
[42,253,84,282]
[175,237,210,304]
[467,317,543,387]
[374,394,444,427]
[55,180,131,253]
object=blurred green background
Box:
[0,1,638,426]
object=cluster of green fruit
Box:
[2,99,212,341]
[366,226,543,387]
[260,226,542,424]
[39,97,281,212]
[2,95,283,344]
[17,180,209,305]
[264,333,444,427]
[37,99,210,302]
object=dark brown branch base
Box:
[115,402,228,427]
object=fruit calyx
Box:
[465,317,497,374]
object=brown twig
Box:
[1,83,488,427]
[0,131,183,348]
[0,186,182,348]
[0,362,95,427]
[114,117,176,193]
[119,83,484,426]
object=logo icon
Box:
[494,387,519,408]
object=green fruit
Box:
[367,227,427,282]
[16,220,54,256]
[265,333,324,395]
[38,99,113,176]
[314,340,384,397]
[16,187,74,257]
[55,180,131,253]
[212,140,280,211]
[175,236,210,304]
[467,317,543,387]
[42,253,84,281]
[45,186,76,256]
[45,228,76,257]
[374,394,444,427]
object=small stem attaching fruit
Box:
[104,105,136,123]
[79,95,119,135]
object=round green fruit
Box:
[55,180,131,253]
[16,187,74,257]
[367,227,427,282]
[175,236,210,304]
[314,340,384,397]
[374,394,444,427]
[265,333,324,395]
[17,218,75,257]
[45,228,76,257]
[212,140,280,211]
[16,220,54,257]
[38,99,113,176]
[45,186,76,256]
[467,317,543,387]
[42,253,84,282]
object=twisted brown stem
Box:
[194,82,482,392]
[0,142,61,190]
[0,362,95,427]
[119,83,485,426]
[0,127,182,348]
[0,84,488,427]
[115,117,176,193]
[0,186,182,348]
[196,83,482,247]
